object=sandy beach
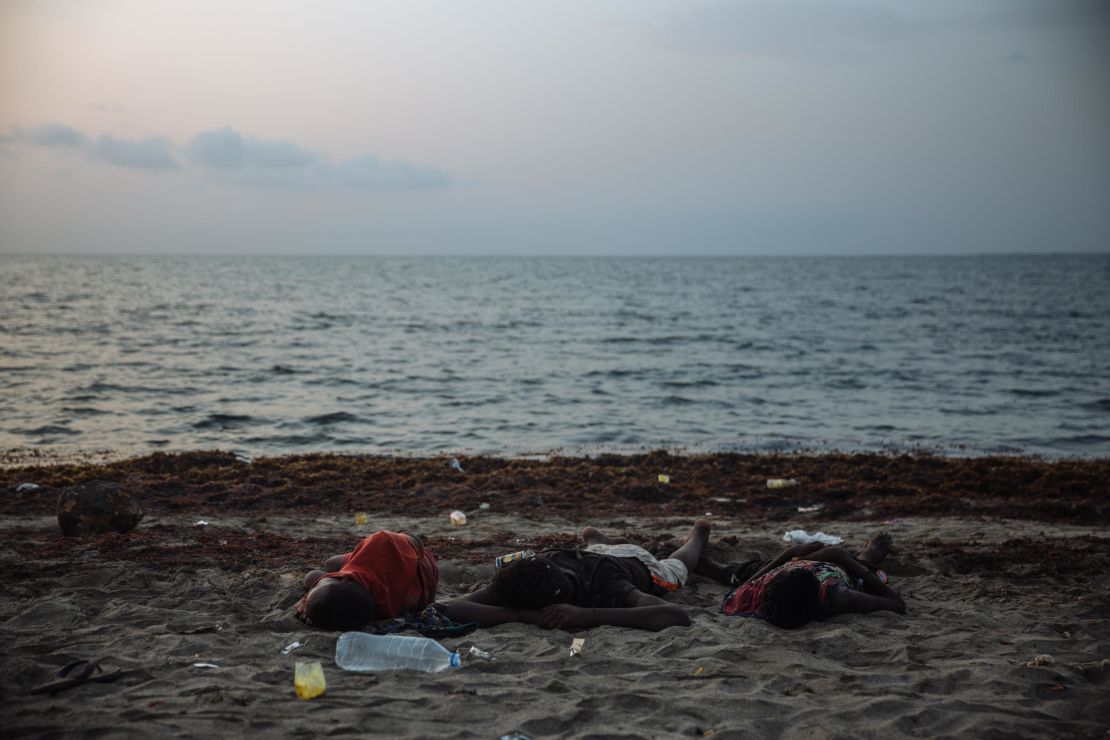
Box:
[2,451,1108,738]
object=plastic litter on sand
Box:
[449,510,467,526]
[467,646,494,661]
[335,632,461,673]
[294,661,326,700]
[495,550,535,568]
[767,479,800,489]
[569,638,585,657]
[281,641,303,655]
[783,529,842,545]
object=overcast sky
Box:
[1,0,1107,255]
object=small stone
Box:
[56,480,144,537]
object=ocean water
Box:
[1,254,1108,459]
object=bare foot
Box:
[669,518,712,571]
[855,532,893,568]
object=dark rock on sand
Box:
[57,480,143,537]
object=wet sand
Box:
[2,452,1108,738]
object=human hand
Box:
[538,604,588,630]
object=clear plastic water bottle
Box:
[335,632,461,673]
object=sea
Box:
[1,254,1108,460]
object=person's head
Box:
[758,568,822,629]
[302,577,376,631]
[491,557,571,610]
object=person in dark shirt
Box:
[441,519,710,632]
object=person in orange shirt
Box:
[296,531,439,631]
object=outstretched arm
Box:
[439,585,543,627]
[807,546,906,615]
[536,590,690,632]
[833,589,906,615]
[743,542,827,583]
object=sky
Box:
[1,0,1108,256]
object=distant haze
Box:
[1,0,1107,255]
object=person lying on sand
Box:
[296,530,439,631]
[696,533,906,628]
[441,519,711,632]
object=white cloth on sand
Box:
[583,543,689,588]
[783,529,843,545]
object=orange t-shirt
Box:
[324,531,439,619]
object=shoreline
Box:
[3,449,1107,525]
[3,438,1103,471]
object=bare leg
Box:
[694,552,737,584]
[854,532,892,569]
[666,518,711,573]
[581,526,630,546]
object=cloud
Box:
[93,135,180,170]
[4,122,451,190]
[27,123,89,147]
[333,155,450,191]
[188,126,448,190]
[187,127,318,169]
[4,124,178,169]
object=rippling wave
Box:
[1,254,1108,458]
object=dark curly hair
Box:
[758,568,822,629]
[303,578,377,631]
[491,557,571,610]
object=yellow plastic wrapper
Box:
[657,474,670,484]
[354,512,368,525]
[294,661,326,700]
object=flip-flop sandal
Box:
[29,658,123,695]
[417,621,478,639]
